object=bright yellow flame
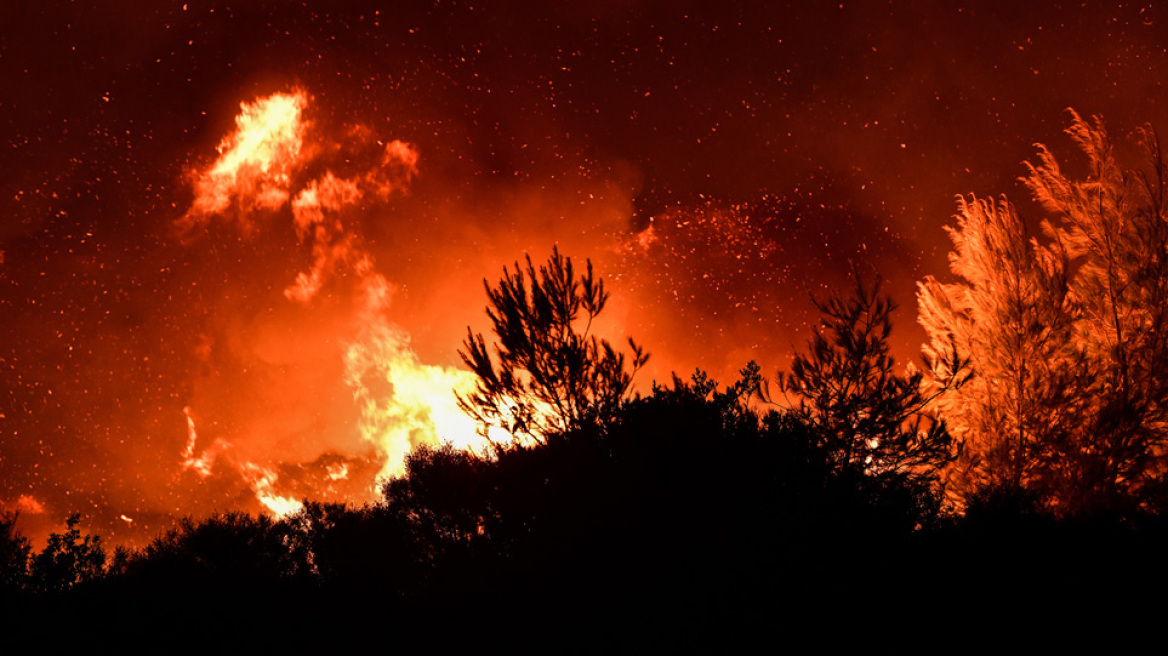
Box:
[184,90,308,224]
[180,405,206,475]
[326,462,349,481]
[344,265,498,482]
[179,405,227,478]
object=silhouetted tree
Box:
[779,271,956,489]
[29,514,106,594]
[0,513,30,593]
[378,443,528,606]
[381,444,492,555]
[130,511,293,585]
[457,247,648,442]
[283,501,421,592]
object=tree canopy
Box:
[778,271,956,491]
[28,514,106,594]
[457,247,649,443]
[918,110,1168,514]
[0,513,31,593]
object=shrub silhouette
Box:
[29,514,106,594]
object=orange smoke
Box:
[4,494,46,516]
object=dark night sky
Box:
[2,0,1167,546]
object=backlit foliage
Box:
[919,111,1168,513]
[917,195,1078,499]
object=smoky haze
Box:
[1,1,1166,546]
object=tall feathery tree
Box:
[919,111,1168,514]
[1025,111,1168,511]
[917,195,1079,503]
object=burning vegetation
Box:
[6,1,1168,644]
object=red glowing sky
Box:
[2,1,1167,547]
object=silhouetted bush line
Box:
[7,243,1168,644]
[4,372,1168,643]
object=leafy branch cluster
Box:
[777,272,957,486]
[457,246,648,443]
[1,512,107,596]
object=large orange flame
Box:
[177,90,501,515]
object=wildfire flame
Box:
[183,91,307,229]
[179,405,221,478]
[176,90,500,515]
[344,265,493,481]
[243,462,304,519]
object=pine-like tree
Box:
[918,195,1079,501]
[780,271,956,488]
[457,247,649,443]
[1025,111,1168,511]
[918,111,1168,513]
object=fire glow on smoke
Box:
[3,1,1165,552]
[0,81,893,546]
[176,90,497,517]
